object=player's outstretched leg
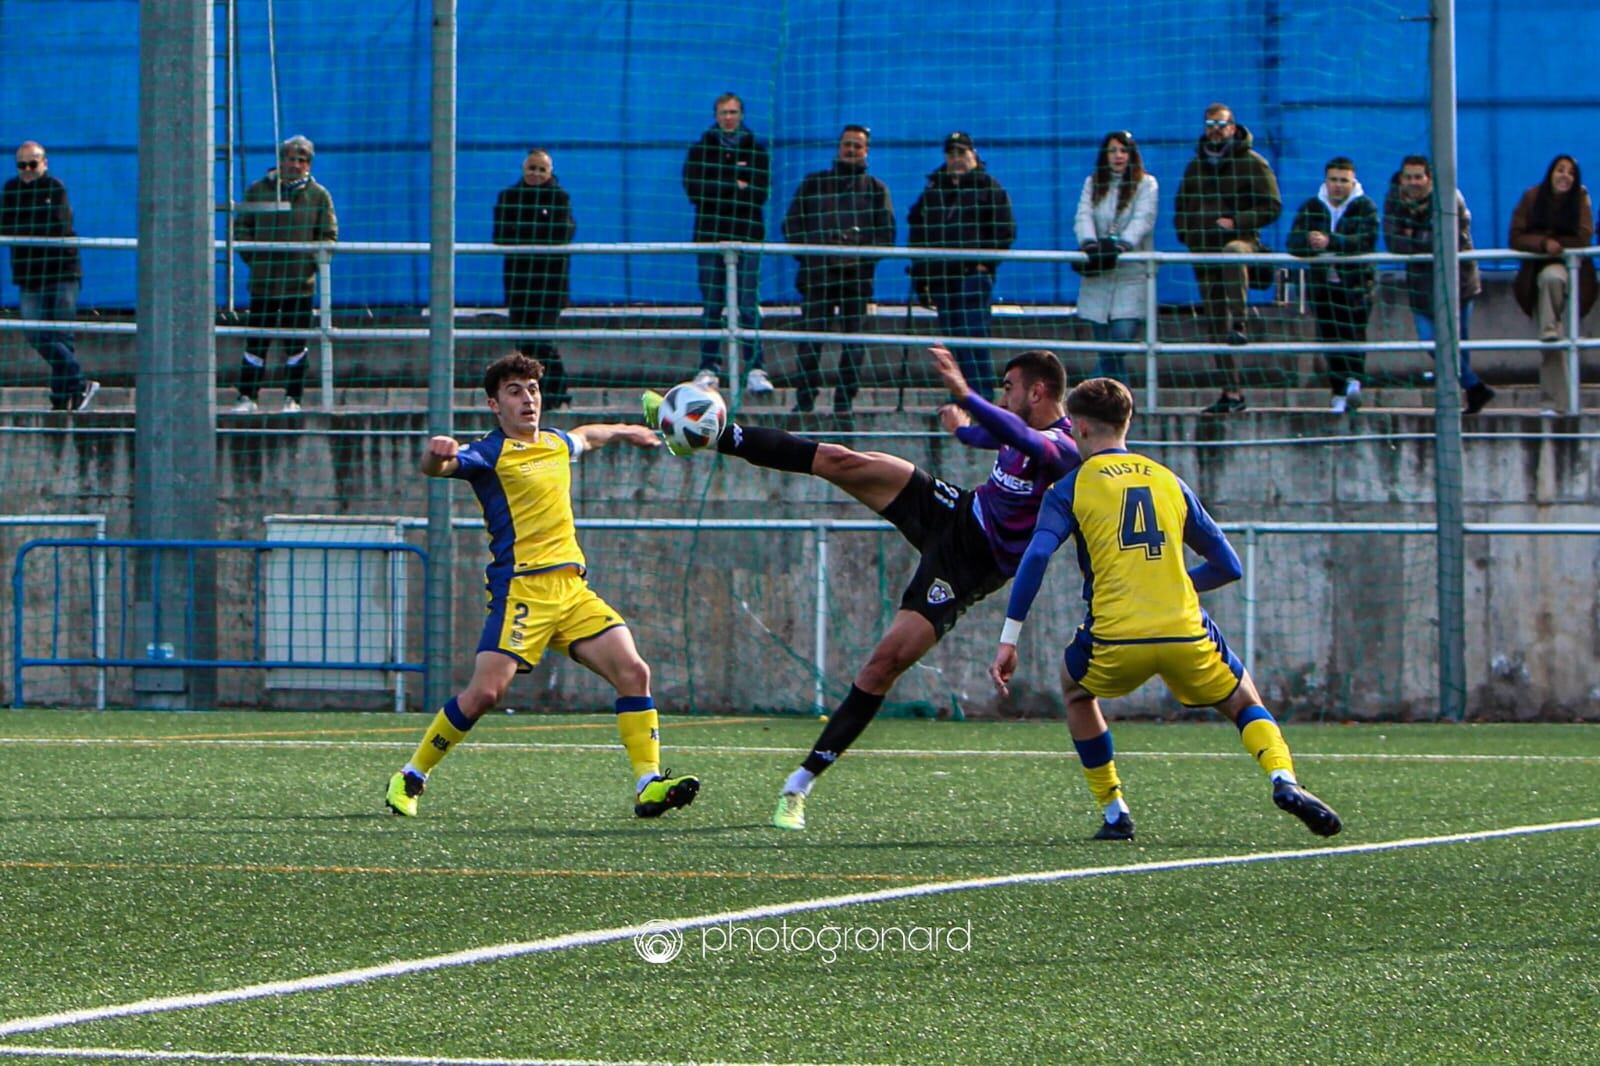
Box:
[1271,778,1342,837]
[641,390,694,457]
[1224,677,1341,837]
[1062,677,1134,840]
[636,771,700,818]
[773,612,936,830]
[574,625,702,819]
[772,684,883,830]
[386,695,477,817]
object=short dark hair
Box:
[1325,156,1356,174]
[1205,102,1233,120]
[1067,377,1134,429]
[484,351,544,397]
[1400,154,1432,178]
[841,124,871,143]
[1003,349,1067,400]
[714,92,743,112]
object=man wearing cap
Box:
[1174,103,1281,413]
[1,140,96,412]
[908,131,1016,397]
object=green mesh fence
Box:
[5,2,1599,719]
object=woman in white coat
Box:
[1074,131,1158,383]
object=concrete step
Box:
[2,383,1595,420]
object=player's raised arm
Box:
[1179,479,1244,592]
[928,344,973,402]
[571,422,663,452]
[989,482,1077,694]
[931,345,1077,474]
[420,435,460,477]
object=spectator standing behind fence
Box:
[1,141,96,412]
[1174,103,1282,414]
[781,124,895,414]
[1508,154,1596,413]
[683,92,772,396]
[230,135,337,414]
[1287,157,1378,414]
[1072,131,1158,385]
[908,132,1016,398]
[494,148,576,410]
[1382,155,1494,414]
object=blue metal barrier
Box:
[11,538,428,708]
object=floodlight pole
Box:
[423,0,457,714]
[136,0,217,708]
[1430,0,1467,721]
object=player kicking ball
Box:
[988,377,1340,841]
[386,352,699,820]
[646,344,1078,830]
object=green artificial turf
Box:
[1,710,1597,1064]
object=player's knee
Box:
[858,648,914,690]
[811,442,859,477]
[612,656,651,695]
[457,686,501,719]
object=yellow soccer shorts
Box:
[1063,612,1244,707]
[477,567,626,671]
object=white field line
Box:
[4,735,1600,764]
[2,817,1597,1041]
[0,1046,886,1066]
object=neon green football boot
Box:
[635,770,700,817]
[385,770,425,817]
[772,791,806,831]
[641,390,693,457]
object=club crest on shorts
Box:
[926,579,954,605]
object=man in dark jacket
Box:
[230,135,337,414]
[1383,155,1493,413]
[1,141,96,411]
[908,131,1016,397]
[682,93,772,395]
[1174,104,1282,413]
[1288,157,1378,412]
[781,125,895,413]
[495,148,577,408]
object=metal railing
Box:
[4,234,1597,414]
[10,536,428,709]
[263,514,1600,718]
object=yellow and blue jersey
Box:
[449,427,585,585]
[1005,448,1242,642]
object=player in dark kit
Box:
[645,345,1078,829]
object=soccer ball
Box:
[659,381,727,452]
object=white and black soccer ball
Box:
[659,381,727,452]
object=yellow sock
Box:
[616,698,660,783]
[407,697,474,777]
[1082,761,1124,808]
[1238,707,1295,779]
[1073,730,1123,807]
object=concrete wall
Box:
[3,401,1598,722]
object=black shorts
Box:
[879,469,1008,639]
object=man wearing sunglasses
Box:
[1174,104,1282,413]
[1,141,97,412]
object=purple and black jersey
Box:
[954,393,1078,575]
